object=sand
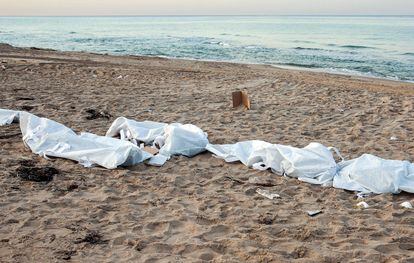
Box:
[1,43,414,262]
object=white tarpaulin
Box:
[106,118,209,166]
[159,123,209,158]
[206,141,340,185]
[3,108,414,194]
[0,109,20,126]
[106,117,167,145]
[20,112,152,169]
[333,154,414,194]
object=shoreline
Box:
[2,42,413,85]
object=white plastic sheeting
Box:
[206,141,339,185]
[106,118,209,166]
[207,141,414,193]
[333,154,414,194]
[159,123,209,158]
[0,109,20,126]
[19,112,152,169]
[106,117,167,145]
[3,108,414,194]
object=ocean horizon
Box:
[1,15,413,82]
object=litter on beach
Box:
[3,108,414,195]
[0,109,20,126]
[400,201,413,209]
[356,201,369,209]
[107,117,209,166]
[19,112,152,169]
[307,210,322,217]
[232,90,251,110]
[256,188,280,200]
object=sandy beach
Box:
[1,43,414,262]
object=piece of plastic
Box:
[0,109,20,126]
[159,123,208,158]
[400,201,413,209]
[20,112,152,169]
[106,117,167,144]
[147,154,169,167]
[206,141,338,185]
[333,154,414,194]
[107,118,209,166]
[307,210,322,216]
[256,188,280,200]
[356,201,369,209]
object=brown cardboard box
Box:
[241,91,251,110]
[232,91,250,110]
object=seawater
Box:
[0,16,413,81]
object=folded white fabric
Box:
[334,154,414,194]
[106,118,209,166]
[0,109,20,126]
[207,141,339,185]
[20,112,152,169]
[106,117,167,145]
[159,123,209,158]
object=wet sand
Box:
[1,43,414,262]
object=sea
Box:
[0,16,413,82]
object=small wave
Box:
[340,45,375,49]
[69,31,76,34]
[292,40,315,44]
[234,34,253,37]
[244,45,260,49]
[293,47,323,51]
[71,38,93,43]
[278,62,319,68]
[206,41,230,46]
[402,52,414,56]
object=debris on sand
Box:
[256,188,280,200]
[224,175,245,184]
[400,201,413,209]
[257,213,275,225]
[85,108,112,120]
[16,96,35,101]
[16,166,59,182]
[307,210,322,217]
[249,176,278,187]
[66,183,79,192]
[74,230,105,244]
[55,250,76,261]
[357,201,369,209]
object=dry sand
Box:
[1,43,414,262]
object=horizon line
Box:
[1,14,413,17]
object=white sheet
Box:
[106,118,209,166]
[0,109,20,126]
[333,154,414,194]
[106,117,167,144]
[3,108,414,194]
[206,141,339,185]
[20,112,152,169]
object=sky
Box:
[1,0,413,16]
